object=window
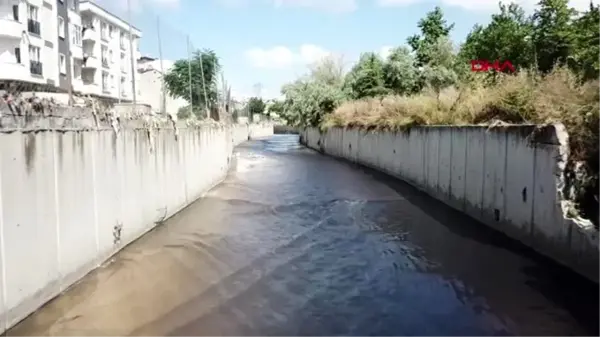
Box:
[14,48,21,64]
[120,52,126,72]
[69,0,75,10]
[58,16,65,39]
[73,60,82,79]
[109,50,113,63]
[29,45,40,62]
[120,32,126,49]
[101,22,108,40]
[101,46,108,67]
[27,5,40,35]
[109,25,114,38]
[59,54,66,74]
[110,74,114,88]
[102,71,109,91]
[12,5,18,21]
[121,76,126,95]
[71,24,82,46]
[29,45,42,75]
[27,4,38,20]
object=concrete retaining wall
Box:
[0,122,273,332]
[300,126,599,282]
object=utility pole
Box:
[186,35,193,112]
[126,0,136,106]
[65,3,73,105]
[156,16,165,114]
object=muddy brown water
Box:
[8,135,599,336]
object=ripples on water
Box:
[9,134,599,336]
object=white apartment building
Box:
[137,56,186,115]
[0,0,60,86]
[78,0,141,100]
[0,0,141,102]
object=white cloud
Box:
[377,0,595,12]
[245,46,296,68]
[376,0,421,6]
[94,0,178,13]
[244,44,332,69]
[272,0,357,12]
[216,0,357,12]
[299,44,332,64]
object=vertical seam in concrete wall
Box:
[502,132,509,222]
[52,133,62,290]
[480,131,487,219]
[90,132,100,255]
[0,138,7,332]
[448,128,453,197]
[463,130,468,211]
[180,133,188,204]
[529,143,538,238]
[423,130,428,187]
[437,130,441,194]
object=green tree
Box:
[267,99,285,115]
[407,6,454,67]
[420,37,459,102]
[570,2,600,80]
[163,49,221,118]
[382,46,420,95]
[459,3,535,73]
[345,52,388,99]
[248,97,266,116]
[533,0,577,73]
[280,56,347,127]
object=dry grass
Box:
[324,68,599,225]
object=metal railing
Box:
[29,60,42,75]
[27,19,40,35]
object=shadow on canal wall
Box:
[0,106,273,333]
[300,125,599,283]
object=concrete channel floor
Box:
[8,134,599,336]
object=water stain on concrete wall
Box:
[57,133,64,168]
[111,132,118,159]
[24,133,36,173]
[77,132,85,165]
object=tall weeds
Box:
[324,68,599,225]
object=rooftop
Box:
[79,1,142,37]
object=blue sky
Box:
[95,0,593,100]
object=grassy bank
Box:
[323,68,599,227]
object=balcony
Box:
[0,18,24,41]
[29,60,43,76]
[82,27,96,41]
[101,57,109,68]
[120,40,126,50]
[81,82,100,95]
[82,55,99,69]
[0,62,28,81]
[27,19,40,36]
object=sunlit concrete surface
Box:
[8,135,599,336]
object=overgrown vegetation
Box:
[276,0,599,225]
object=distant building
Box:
[136,56,187,115]
[79,0,142,99]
